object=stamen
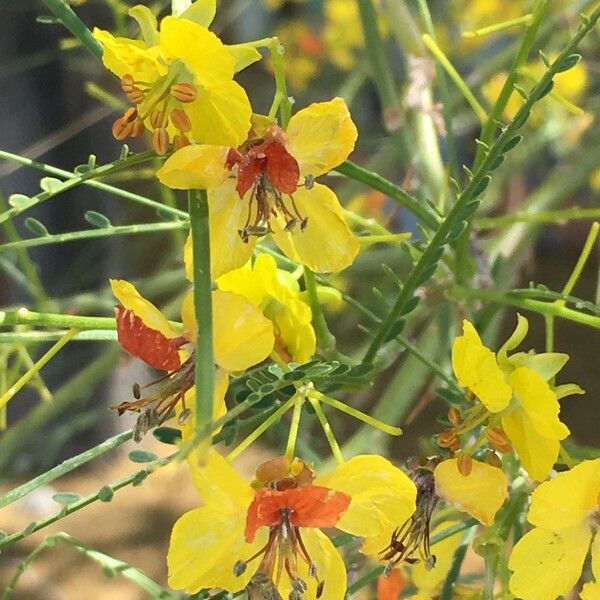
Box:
[172,134,191,152]
[178,408,192,425]
[170,82,198,103]
[233,560,247,576]
[170,108,192,133]
[149,109,166,129]
[152,128,169,155]
[132,382,141,399]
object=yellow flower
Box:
[451,316,582,480]
[109,278,274,439]
[216,253,317,363]
[157,98,360,276]
[509,458,600,600]
[168,451,416,598]
[93,2,256,151]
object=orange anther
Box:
[485,427,512,453]
[448,407,462,426]
[120,74,135,93]
[484,450,502,469]
[170,82,198,103]
[130,120,146,137]
[123,107,138,123]
[112,116,134,140]
[437,429,460,452]
[170,108,192,133]
[172,134,191,152]
[126,89,145,104]
[152,127,169,155]
[457,453,473,477]
[150,109,165,129]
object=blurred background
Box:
[0,0,599,597]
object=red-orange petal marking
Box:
[115,305,182,371]
[244,485,351,542]
[263,139,299,194]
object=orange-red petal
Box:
[244,485,350,542]
[115,305,182,370]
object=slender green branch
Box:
[41,0,103,61]
[0,330,117,343]
[304,268,335,354]
[357,0,401,131]
[334,160,440,229]
[0,308,115,330]
[439,526,477,600]
[451,286,600,329]
[0,221,189,251]
[0,430,132,508]
[477,206,600,229]
[0,150,187,219]
[188,190,214,459]
[0,152,159,225]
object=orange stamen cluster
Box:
[111,74,197,155]
[234,457,350,599]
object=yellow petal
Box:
[286,97,358,177]
[277,529,347,600]
[497,313,529,365]
[434,459,507,526]
[187,448,254,510]
[168,504,268,593]
[591,530,600,582]
[217,257,268,306]
[272,184,359,273]
[502,409,560,481]
[187,80,252,147]
[508,525,592,600]
[316,455,416,538]
[508,366,570,439]
[156,145,229,190]
[213,291,275,371]
[228,43,263,73]
[513,352,569,380]
[110,278,176,338]
[180,0,216,28]
[181,290,274,371]
[159,17,234,85]
[128,5,159,46]
[209,179,256,279]
[92,28,163,81]
[581,581,600,600]
[411,520,463,595]
[451,320,511,412]
[527,459,600,529]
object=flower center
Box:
[226,127,312,242]
[234,507,325,600]
[111,67,197,154]
[111,351,195,441]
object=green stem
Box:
[477,206,600,229]
[474,0,549,168]
[463,14,533,39]
[309,397,344,464]
[188,190,214,460]
[334,160,440,229]
[0,308,115,330]
[269,37,292,128]
[0,151,159,225]
[0,331,116,343]
[451,286,600,329]
[303,267,335,354]
[357,0,401,131]
[41,0,103,62]
[0,150,186,219]
[0,221,189,251]
[0,430,132,508]
[285,394,304,461]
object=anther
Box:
[447,407,461,426]
[292,577,307,593]
[457,453,473,477]
[316,581,325,599]
[437,429,460,451]
[300,217,308,231]
[172,134,191,152]
[383,563,394,577]
[485,427,512,453]
[150,109,166,130]
[170,108,192,132]
[152,127,170,155]
[130,119,145,137]
[284,218,297,231]
[304,174,314,189]
[308,563,317,578]
[233,560,247,577]
[112,117,134,140]
[120,74,135,93]
[126,89,145,104]
[132,382,141,399]
[170,82,198,103]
